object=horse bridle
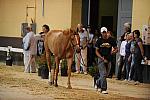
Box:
[70,33,86,66]
[70,33,80,48]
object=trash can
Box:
[61,59,68,76]
[41,64,49,79]
[6,46,13,66]
[6,53,12,66]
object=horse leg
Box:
[54,57,60,87]
[67,57,73,89]
[45,49,53,85]
[51,68,55,85]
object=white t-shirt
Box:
[120,40,127,56]
[88,33,94,43]
[79,31,88,42]
[23,31,34,51]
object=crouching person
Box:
[95,27,118,94]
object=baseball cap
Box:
[101,27,107,33]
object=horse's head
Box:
[69,29,81,53]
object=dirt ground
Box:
[0,63,150,100]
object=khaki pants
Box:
[75,53,81,72]
[81,47,87,72]
[23,51,36,73]
[75,47,87,72]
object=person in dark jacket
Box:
[133,30,144,84]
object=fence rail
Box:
[0,47,23,53]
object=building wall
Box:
[132,0,150,32]
[71,0,82,28]
[0,0,72,37]
[98,0,118,36]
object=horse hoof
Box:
[67,86,72,89]
[54,84,58,87]
[48,81,53,85]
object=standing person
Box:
[133,30,144,84]
[124,33,133,81]
[92,29,100,65]
[107,31,116,78]
[75,24,82,74]
[35,24,51,79]
[117,33,127,80]
[35,24,50,66]
[117,22,131,79]
[95,27,118,94]
[120,22,131,42]
[87,26,94,67]
[128,33,136,81]
[75,24,88,75]
[23,26,36,73]
[79,26,88,75]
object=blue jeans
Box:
[125,55,131,80]
[96,58,111,91]
[128,54,135,80]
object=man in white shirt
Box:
[23,26,36,73]
[79,27,88,75]
[87,26,94,67]
[117,34,127,80]
[75,24,88,75]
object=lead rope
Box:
[74,48,86,67]
[70,39,86,67]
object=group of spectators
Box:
[117,22,144,84]
[22,22,144,94]
[75,22,144,94]
[74,24,117,75]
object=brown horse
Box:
[44,29,80,88]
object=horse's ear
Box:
[69,28,73,32]
[63,29,69,35]
[69,28,76,34]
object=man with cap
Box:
[95,27,118,94]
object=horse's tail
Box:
[44,33,51,71]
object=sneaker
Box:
[107,75,112,78]
[84,72,88,75]
[31,71,36,73]
[128,78,131,81]
[101,91,108,94]
[116,78,121,80]
[94,85,97,89]
[80,71,84,74]
[97,88,101,92]
[134,81,140,85]
[24,71,30,73]
[129,80,135,83]
[75,71,80,74]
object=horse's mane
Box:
[63,29,70,35]
[47,28,75,36]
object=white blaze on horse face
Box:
[75,35,79,45]
[75,35,80,47]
